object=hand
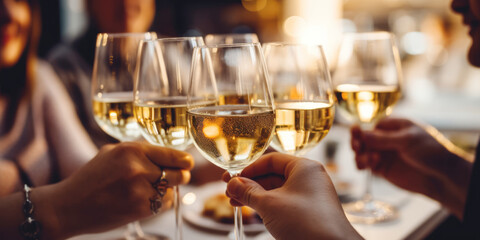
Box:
[223,153,362,240]
[48,142,194,238]
[351,118,473,219]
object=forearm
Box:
[0,184,65,240]
[438,153,473,220]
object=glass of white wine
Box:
[204,33,259,45]
[263,43,335,156]
[187,43,275,240]
[134,36,205,240]
[91,32,165,240]
[333,32,402,224]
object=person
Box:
[0,0,193,239]
[223,0,480,238]
[47,0,156,147]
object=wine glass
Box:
[263,43,335,156]
[91,32,166,240]
[134,36,205,240]
[205,33,259,45]
[187,43,275,240]
[332,31,402,224]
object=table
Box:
[70,126,448,240]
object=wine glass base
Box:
[343,200,397,224]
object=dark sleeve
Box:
[461,140,480,239]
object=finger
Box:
[229,199,244,207]
[375,117,413,130]
[362,129,409,151]
[146,168,191,186]
[226,177,267,210]
[241,153,298,179]
[225,191,245,206]
[251,175,285,190]
[355,153,368,170]
[222,171,231,182]
[119,142,194,170]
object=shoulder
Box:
[34,60,75,105]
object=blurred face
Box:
[89,0,155,33]
[451,0,480,67]
[0,0,31,68]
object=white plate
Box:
[182,181,266,233]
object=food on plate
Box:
[202,193,260,224]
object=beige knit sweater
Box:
[0,61,97,196]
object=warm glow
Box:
[182,192,196,205]
[203,124,220,139]
[282,0,342,63]
[109,111,118,125]
[357,91,375,122]
[242,0,268,12]
[283,16,307,37]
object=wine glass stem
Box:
[230,172,244,240]
[174,185,183,240]
[362,169,373,204]
[360,122,374,206]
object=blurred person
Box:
[47,0,156,147]
[223,0,480,238]
[0,0,193,239]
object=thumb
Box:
[226,177,266,210]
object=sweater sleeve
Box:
[38,61,98,179]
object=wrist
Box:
[31,184,65,240]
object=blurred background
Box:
[39,0,480,152]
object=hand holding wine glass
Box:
[333,31,402,224]
[263,43,335,156]
[187,43,275,240]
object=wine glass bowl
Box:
[187,43,275,240]
[134,37,205,150]
[92,32,156,142]
[263,43,335,156]
[333,31,402,224]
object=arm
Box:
[0,142,194,240]
[224,153,362,240]
[39,62,98,178]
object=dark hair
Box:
[0,0,41,99]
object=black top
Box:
[462,140,480,238]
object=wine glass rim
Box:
[205,33,258,37]
[343,31,394,40]
[96,32,156,38]
[151,36,204,42]
[197,42,261,48]
[263,42,325,49]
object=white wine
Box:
[134,97,215,150]
[92,92,141,141]
[218,94,252,105]
[188,105,275,173]
[271,101,335,156]
[334,84,400,124]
